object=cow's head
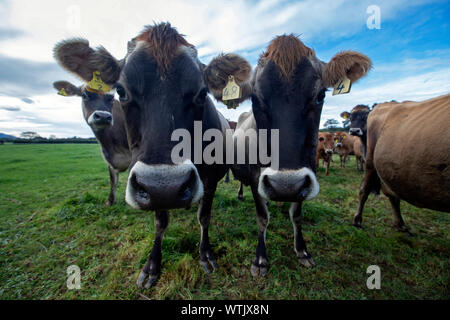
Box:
[54,23,250,211]
[333,131,348,148]
[341,104,370,137]
[319,132,335,155]
[53,81,114,130]
[206,35,371,202]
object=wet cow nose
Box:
[93,111,112,124]
[126,161,203,210]
[349,128,363,136]
[326,149,333,155]
[261,172,313,202]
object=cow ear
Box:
[53,81,81,96]
[323,51,372,88]
[203,53,252,104]
[340,111,351,119]
[54,38,121,85]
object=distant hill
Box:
[0,133,17,140]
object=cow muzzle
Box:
[325,149,333,155]
[88,111,113,128]
[349,128,363,136]
[336,143,343,148]
[258,167,320,202]
[126,160,204,210]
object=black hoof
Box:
[137,270,159,289]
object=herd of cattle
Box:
[52,23,449,288]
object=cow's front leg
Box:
[250,184,270,277]
[290,202,316,268]
[105,166,119,206]
[198,185,218,274]
[137,210,169,289]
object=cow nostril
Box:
[178,170,196,202]
[131,173,150,204]
[298,175,311,199]
[93,113,101,120]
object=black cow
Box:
[54,23,251,288]
[207,35,371,276]
[53,81,131,206]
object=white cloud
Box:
[0,0,446,136]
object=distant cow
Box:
[210,34,371,275]
[53,81,131,206]
[334,131,355,168]
[341,104,370,156]
[353,136,364,171]
[0,140,4,145]
[55,23,246,288]
[344,96,450,232]
[316,132,335,176]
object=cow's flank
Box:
[353,94,450,233]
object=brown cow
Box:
[352,94,450,233]
[334,131,355,168]
[353,136,364,171]
[316,132,335,176]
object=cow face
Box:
[341,105,370,137]
[334,131,348,148]
[230,35,371,202]
[319,133,335,155]
[54,24,251,211]
[53,81,114,130]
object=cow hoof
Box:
[238,195,244,201]
[394,225,413,236]
[298,251,316,268]
[353,215,363,228]
[200,258,218,274]
[137,270,159,289]
[251,263,268,277]
[105,200,115,206]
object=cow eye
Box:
[116,84,128,102]
[82,91,90,101]
[315,89,326,105]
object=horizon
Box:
[0,0,449,138]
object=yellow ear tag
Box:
[343,135,346,139]
[58,88,68,96]
[332,75,352,96]
[342,114,349,119]
[87,71,110,93]
[222,75,242,109]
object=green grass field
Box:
[0,144,448,300]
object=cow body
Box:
[224,35,371,275]
[316,132,335,176]
[334,131,355,168]
[53,81,131,206]
[54,23,251,288]
[351,95,450,231]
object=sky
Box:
[0,0,449,138]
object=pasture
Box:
[0,144,448,300]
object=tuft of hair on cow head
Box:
[53,81,81,97]
[53,38,122,86]
[203,53,252,104]
[323,51,372,88]
[352,104,370,113]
